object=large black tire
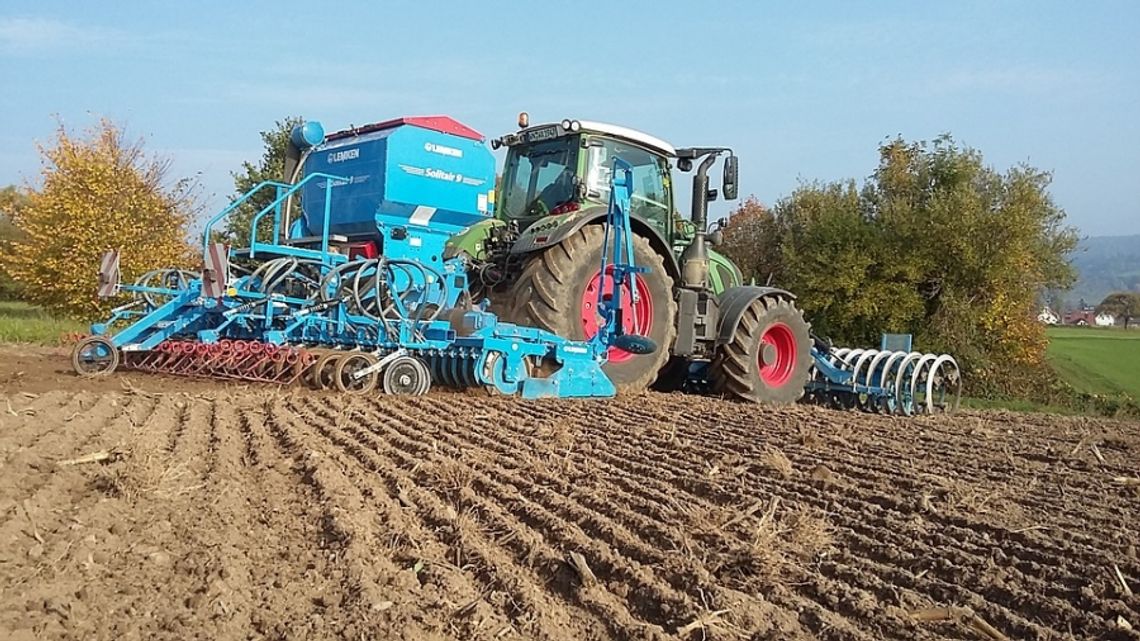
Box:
[711,296,812,404]
[505,225,677,393]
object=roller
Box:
[807,345,961,416]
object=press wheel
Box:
[334,353,379,395]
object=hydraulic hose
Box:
[327,257,452,323]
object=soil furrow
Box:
[388,398,910,641]
[288,398,620,641]
[0,391,93,458]
[486,401,1077,639]
[602,427,1095,636]
[317,398,698,638]
[581,399,1140,586]
[3,343,1138,641]
[398,399,899,638]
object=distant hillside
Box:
[1065,234,1140,307]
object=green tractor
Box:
[448,115,813,401]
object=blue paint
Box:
[298,120,495,239]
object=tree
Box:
[717,197,780,285]
[223,117,303,244]
[1097,292,1140,329]
[719,135,1079,397]
[0,185,30,300]
[2,120,197,319]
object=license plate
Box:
[525,126,559,143]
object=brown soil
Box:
[1,343,1139,640]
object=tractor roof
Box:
[521,120,676,157]
[577,121,676,157]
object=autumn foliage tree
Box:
[2,120,197,320]
[0,185,30,300]
[720,136,1079,397]
[717,197,780,286]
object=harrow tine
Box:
[924,354,962,414]
[252,354,277,382]
[163,342,186,374]
[285,349,310,384]
[908,354,938,415]
[301,350,324,389]
[893,352,922,416]
[865,351,891,388]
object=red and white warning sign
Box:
[97,249,121,298]
[201,243,229,299]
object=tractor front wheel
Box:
[711,296,812,404]
[506,225,676,393]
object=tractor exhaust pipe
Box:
[677,147,736,290]
[680,153,719,289]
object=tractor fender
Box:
[510,209,681,282]
[716,285,797,344]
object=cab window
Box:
[501,139,579,219]
[585,139,671,230]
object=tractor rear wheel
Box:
[711,296,812,404]
[505,225,676,393]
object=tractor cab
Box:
[495,118,677,243]
[480,117,745,294]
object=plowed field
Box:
[1,345,1138,641]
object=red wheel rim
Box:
[579,266,653,363]
[759,322,797,387]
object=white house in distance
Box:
[1062,309,1117,326]
[1095,312,1116,327]
[1037,306,1059,325]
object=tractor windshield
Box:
[501,138,580,219]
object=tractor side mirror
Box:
[709,229,724,247]
[722,155,739,200]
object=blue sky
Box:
[1,1,1137,236]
